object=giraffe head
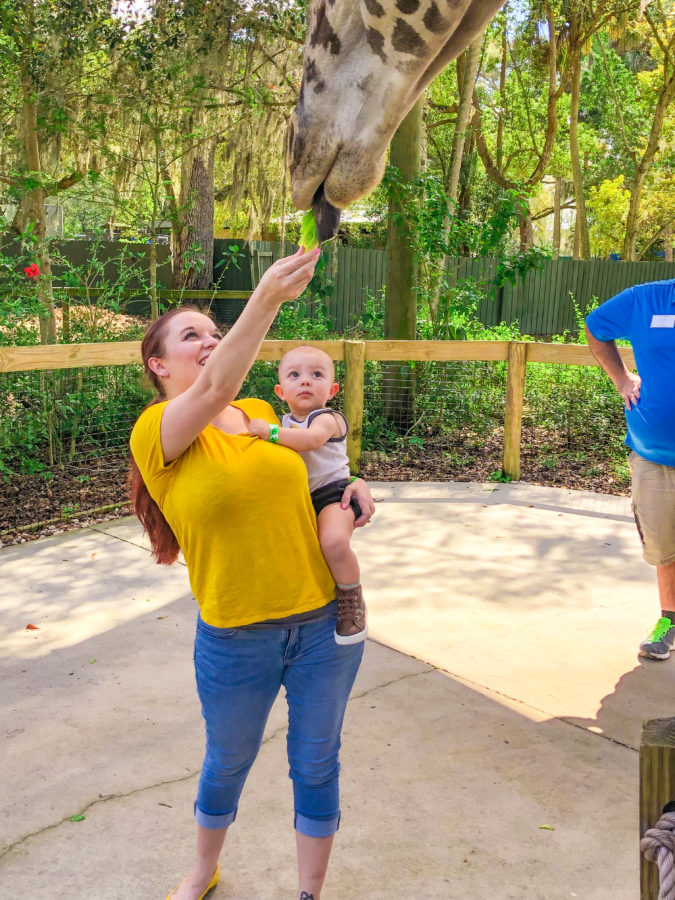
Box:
[289,0,504,240]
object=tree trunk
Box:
[280,124,289,248]
[19,70,56,344]
[149,237,158,320]
[245,202,258,242]
[384,96,424,431]
[552,176,562,260]
[519,201,533,252]
[569,53,591,260]
[173,123,217,290]
[446,35,482,205]
[665,223,673,263]
[623,63,675,260]
[496,18,507,170]
[429,34,483,322]
[457,132,475,236]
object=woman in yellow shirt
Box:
[129,248,374,900]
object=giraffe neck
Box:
[360,0,454,70]
[306,0,455,74]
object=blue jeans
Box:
[193,606,364,838]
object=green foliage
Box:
[523,358,625,459]
[0,228,150,346]
[348,289,385,339]
[382,166,549,338]
[489,470,512,483]
[0,225,45,333]
[273,299,334,342]
[587,177,631,258]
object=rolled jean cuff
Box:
[194,803,237,830]
[294,811,341,837]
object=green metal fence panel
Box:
[207,242,675,334]
[9,239,673,336]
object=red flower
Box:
[24,263,40,280]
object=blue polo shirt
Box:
[585,279,675,467]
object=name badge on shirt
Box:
[651,314,675,328]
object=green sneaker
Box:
[639,617,675,660]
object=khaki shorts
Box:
[629,451,675,566]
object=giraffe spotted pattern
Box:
[364,0,386,16]
[423,1,450,33]
[395,0,420,13]
[310,2,342,55]
[366,26,388,62]
[392,17,428,57]
[305,57,326,93]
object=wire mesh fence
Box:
[362,359,507,446]
[520,360,629,489]
[0,364,152,533]
[357,359,509,482]
[0,351,631,537]
[357,357,629,488]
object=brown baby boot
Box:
[335,584,367,645]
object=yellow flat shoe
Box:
[166,864,219,900]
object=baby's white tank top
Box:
[281,409,350,493]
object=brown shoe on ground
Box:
[335,585,367,645]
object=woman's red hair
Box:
[128,306,209,565]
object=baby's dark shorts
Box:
[311,478,362,520]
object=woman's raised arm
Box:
[159,248,320,462]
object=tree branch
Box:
[638,214,675,259]
[532,198,576,221]
[55,171,84,192]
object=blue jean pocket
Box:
[197,617,239,640]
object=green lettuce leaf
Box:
[299,209,319,252]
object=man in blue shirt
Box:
[586,279,675,660]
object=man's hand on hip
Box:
[616,371,641,410]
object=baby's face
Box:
[275,348,338,416]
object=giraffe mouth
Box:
[312,184,342,244]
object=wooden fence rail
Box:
[59,288,252,300]
[0,340,635,479]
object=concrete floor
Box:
[1,481,673,899]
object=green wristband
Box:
[349,475,358,484]
[269,424,280,444]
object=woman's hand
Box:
[254,247,321,310]
[341,478,375,528]
[248,418,271,440]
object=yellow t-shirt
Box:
[129,398,335,627]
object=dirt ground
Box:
[361,425,629,497]
[0,452,131,544]
[0,426,629,547]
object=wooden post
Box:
[343,340,366,474]
[503,341,528,480]
[640,718,675,899]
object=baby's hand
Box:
[248,418,271,440]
